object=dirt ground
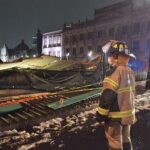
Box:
[32,112,150,150]
[0,108,150,150]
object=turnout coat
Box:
[96,64,136,125]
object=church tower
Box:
[0,44,9,62]
[32,29,42,55]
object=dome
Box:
[14,40,29,51]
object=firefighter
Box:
[96,41,136,150]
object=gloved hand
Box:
[96,111,107,126]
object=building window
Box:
[71,36,73,43]
[88,32,93,39]
[88,46,92,50]
[121,25,128,35]
[103,30,106,37]
[72,35,77,43]
[57,36,61,45]
[57,43,61,47]
[97,31,103,38]
[80,34,84,41]
[73,48,77,56]
[132,40,140,50]
[53,36,57,45]
[65,37,69,44]
[147,21,150,32]
[109,28,115,37]
[66,48,70,53]
[49,36,52,46]
[80,47,84,54]
[43,38,47,46]
[132,23,140,34]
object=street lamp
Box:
[88,51,93,57]
[101,41,112,79]
[33,54,37,58]
[66,52,70,61]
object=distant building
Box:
[32,29,42,55]
[0,44,16,62]
[0,44,9,62]
[63,0,150,68]
[0,40,37,62]
[42,30,63,58]
[14,40,30,58]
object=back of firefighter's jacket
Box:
[97,65,136,125]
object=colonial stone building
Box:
[63,0,150,69]
[42,30,63,58]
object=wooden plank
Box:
[22,111,35,118]
[31,106,47,115]
[0,117,10,124]
[15,113,28,120]
[7,114,18,122]
[29,110,42,116]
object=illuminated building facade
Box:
[63,0,150,68]
[42,30,63,58]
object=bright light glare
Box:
[129,53,136,59]
[102,42,111,53]
[88,51,93,57]
[66,53,70,57]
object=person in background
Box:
[96,41,136,150]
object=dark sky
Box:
[0,0,122,48]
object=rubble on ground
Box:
[0,87,150,150]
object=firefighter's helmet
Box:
[102,40,136,58]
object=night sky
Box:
[0,0,122,48]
